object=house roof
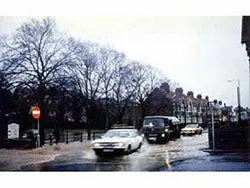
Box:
[166,92,186,104]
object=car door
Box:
[165,119,173,138]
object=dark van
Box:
[142,116,181,143]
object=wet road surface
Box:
[20,131,209,171]
[154,153,250,171]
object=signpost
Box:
[32,106,40,147]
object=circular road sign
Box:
[32,106,40,119]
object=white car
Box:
[91,129,143,156]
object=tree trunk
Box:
[86,101,95,140]
[105,112,109,130]
[86,107,92,140]
[58,101,65,129]
[105,96,109,130]
[117,112,124,124]
[140,102,146,129]
[37,83,47,146]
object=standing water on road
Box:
[20,132,209,171]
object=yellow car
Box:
[181,124,203,136]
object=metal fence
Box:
[44,131,104,145]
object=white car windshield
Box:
[102,131,131,138]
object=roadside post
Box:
[50,133,53,145]
[66,131,68,144]
[237,81,241,124]
[32,106,41,147]
[211,103,215,150]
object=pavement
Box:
[0,141,92,171]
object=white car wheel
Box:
[138,142,142,149]
[127,144,132,154]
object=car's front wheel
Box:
[94,150,102,157]
[138,142,142,149]
[126,145,132,154]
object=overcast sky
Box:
[0,16,249,108]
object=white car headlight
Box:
[117,143,124,147]
[22,134,27,138]
[164,129,168,133]
[161,133,165,137]
[94,143,101,147]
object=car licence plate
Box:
[103,149,114,152]
[148,137,156,141]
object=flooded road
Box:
[20,131,209,171]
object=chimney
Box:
[175,87,183,95]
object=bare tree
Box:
[98,47,125,129]
[0,17,75,145]
[70,40,107,139]
[133,64,167,121]
[110,61,162,124]
[111,62,138,124]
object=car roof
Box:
[26,129,38,132]
[144,116,180,123]
[186,124,199,126]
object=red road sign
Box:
[32,106,40,119]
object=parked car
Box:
[21,129,38,139]
[91,129,143,156]
[142,116,181,143]
[0,129,39,149]
[181,124,203,136]
[20,129,39,148]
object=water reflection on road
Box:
[21,132,209,171]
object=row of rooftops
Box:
[164,87,218,108]
[152,82,217,107]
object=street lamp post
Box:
[207,101,216,150]
[210,102,215,150]
[227,80,241,123]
